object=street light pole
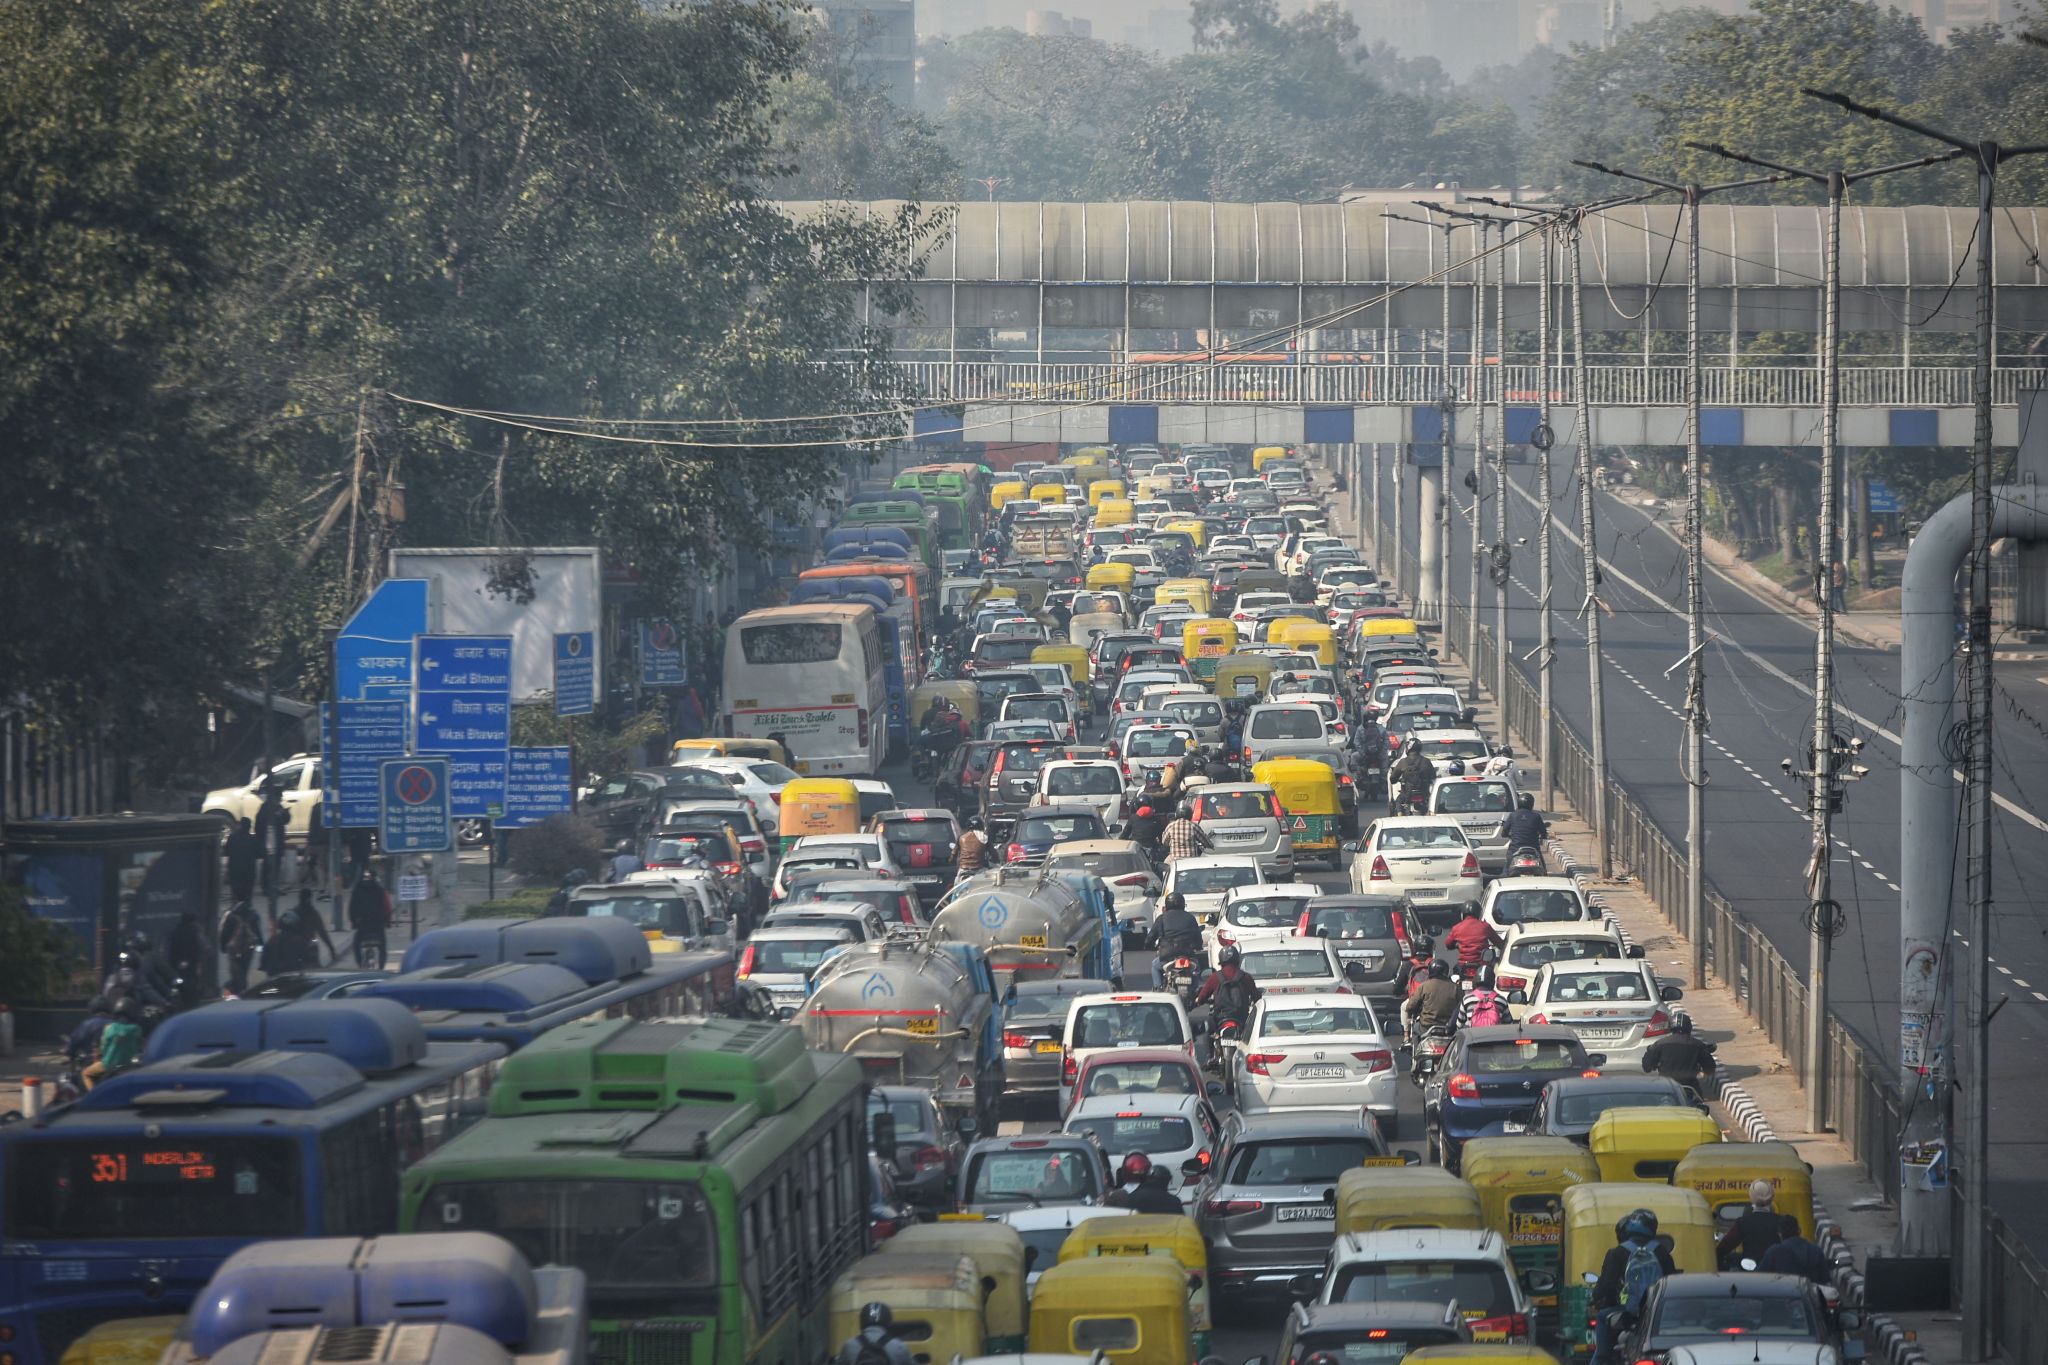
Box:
[1566,213,1612,877]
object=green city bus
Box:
[399,1015,868,1365]
[842,498,937,565]
[895,465,988,552]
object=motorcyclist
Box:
[1457,962,1506,1028]
[1125,799,1167,861]
[835,1303,913,1365]
[1354,713,1388,765]
[1480,744,1516,778]
[1496,792,1548,861]
[1400,958,1460,1038]
[101,945,171,1011]
[1149,893,1205,988]
[1591,1208,1676,1365]
[1443,902,1500,972]
[1160,800,1210,863]
[920,698,969,750]
[66,996,116,1072]
[1390,743,1435,813]
[1393,933,1437,998]
[129,932,181,1007]
[1641,1014,1718,1093]
[1194,945,1262,1036]
[1105,1153,1185,1213]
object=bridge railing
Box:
[893,360,2026,407]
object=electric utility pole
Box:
[1566,211,1613,877]
[1690,136,1965,1133]
[1802,88,2047,1361]
[1420,200,1501,669]
[1573,161,1793,990]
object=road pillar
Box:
[1417,467,1444,625]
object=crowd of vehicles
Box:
[18,444,1859,1365]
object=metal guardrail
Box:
[895,360,2030,408]
[1437,600,2048,1360]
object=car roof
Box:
[1075,1046,1198,1067]
[1654,1272,1813,1299]
[1230,1108,1381,1139]
[1021,802,1110,819]
[990,1205,1140,1232]
[876,807,955,822]
[1258,992,1376,1012]
[815,878,917,894]
[1545,1074,1687,1097]
[1539,956,1646,975]
[1370,815,1467,828]
[1335,1229,1503,1257]
[749,923,858,941]
[1504,921,1619,942]
[1227,882,1323,898]
[868,1084,937,1104]
[1067,1091,1206,1120]
[1310,893,1407,908]
[969,1133,1100,1153]
[1488,877,1584,894]
[1043,758,1120,769]
[1406,728,1489,742]
[1197,782,1274,796]
[1172,854,1263,869]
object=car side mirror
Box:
[1340,840,1361,853]
[1181,1157,1207,1178]
[1626,944,1645,959]
[1660,984,1684,1002]
[1522,1268,1558,1295]
[955,1114,980,1138]
[1286,1272,1321,1302]
[1584,1054,1607,1069]
[1505,989,1528,1006]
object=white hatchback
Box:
[1232,935,1360,998]
[1163,854,1267,922]
[1348,816,1484,913]
[1063,1091,1223,1211]
[1234,991,1396,1125]
[1480,875,1599,940]
[1513,957,1683,1069]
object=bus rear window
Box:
[7,1137,302,1240]
[741,623,842,665]
[423,1179,716,1297]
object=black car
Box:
[1528,1074,1702,1142]
[867,1085,968,1212]
[1297,894,1421,1003]
[586,766,730,840]
[1255,1300,1470,1365]
[1625,1272,1860,1361]
[1423,1024,1605,1173]
[869,808,961,905]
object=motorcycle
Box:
[1390,788,1429,817]
[1408,1021,1455,1083]
[1161,954,1202,1006]
[1208,1017,1245,1098]
[1504,845,1545,876]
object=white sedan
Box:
[1232,934,1362,997]
[1233,991,1397,1127]
[1348,816,1485,918]
[1512,957,1683,1070]
[673,755,800,836]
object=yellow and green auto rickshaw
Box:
[1252,445,1289,473]
[1089,479,1128,508]
[1094,498,1136,528]
[1399,1346,1559,1365]
[1671,1140,1816,1241]
[1461,1136,1600,1334]
[1030,482,1069,505]
[1269,618,1337,666]
[1028,1256,1198,1365]
[991,479,1027,510]
[1211,652,1276,703]
[1253,757,1345,867]
[1587,1107,1724,1183]
[776,777,861,851]
[829,1253,987,1365]
[1180,618,1239,680]
[1087,561,1138,595]
[1558,1184,1717,1359]
[670,736,793,766]
[1155,578,1214,615]
[878,1222,1029,1352]
[1334,1165,1484,1235]
[1056,1213,1212,1356]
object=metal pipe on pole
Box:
[1567,215,1612,877]
[1469,219,1487,664]
[1538,224,1556,809]
[1493,220,1510,710]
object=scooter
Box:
[1408,1021,1455,1084]
[1504,845,1545,876]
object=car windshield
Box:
[1072,1003,1186,1048]
[1376,825,1466,850]
[571,894,691,934]
[1242,949,1334,979]
[1081,1060,1199,1097]
[968,1150,1102,1203]
[1068,1114,1195,1154]
[1007,697,1066,719]
[1307,904,1397,939]
[1436,782,1515,813]
[977,637,1038,662]
[1467,1038,1584,1073]
[1250,710,1324,739]
[1017,813,1105,843]
[1226,898,1307,927]
[662,769,733,798]
[1555,1089,1682,1127]
[644,834,729,863]
[1652,1294,1820,1340]
[1330,1261,1512,1316]
[1418,737,1490,759]
[1543,971,1650,1003]
[1226,1138,1376,1184]
[1009,989,1105,1022]
[749,937,849,973]
[1262,1006,1378,1036]
[1196,791,1279,821]
[1049,767,1122,796]
[1127,730,1191,757]
[1512,936,1617,968]
[1490,889,1586,924]
[1048,848,1148,878]
[1174,865,1261,894]
[420,1180,716,1303]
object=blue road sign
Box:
[499,746,574,829]
[554,631,595,716]
[1867,480,1902,516]
[638,618,686,688]
[380,757,452,853]
[413,634,512,819]
[336,578,428,701]
[329,699,407,828]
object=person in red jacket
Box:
[1443,902,1499,971]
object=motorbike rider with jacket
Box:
[1389,742,1435,814]
[1495,792,1548,867]
[1194,945,1263,1038]
[1149,894,1205,989]
[1400,959,1462,1077]
[1443,903,1501,975]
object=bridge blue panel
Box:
[1411,405,1444,444]
[1505,407,1541,445]
[914,406,964,440]
[1304,407,1354,444]
[1108,405,1159,444]
[1890,409,1939,446]
[1405,444,1443,468]
[1700,408,1743,445]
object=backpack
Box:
[839,1329,894,1365]
[1619,1239,1664,1313]
[1467,989,1504,1028]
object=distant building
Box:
[817,0,917,104]
[1025,9,1091,37]
[1348,0,1523,78]
[1121,5,1191,56]
[1532,0,1606,50]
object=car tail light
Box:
[1370,855,1392,881]
[1061,1052,1077,1083]
[1645,1009,1671,1038]
[1447,1072,1480,1099]
[716,861,742,876]
[1527,1012,1549,1025]
[1007,843,1027,863]
[1003,1030,1030,1049]
[913,1145,947,1172]
[1352,1049,1393,1072]
[737,944,756,978]
[1468,1313,1529,1340]
[1460,851,1479,877]
[992,750,1008,776]
[1498,973,1525,991]
[1202,1198,1264,1217]
[741,836,766,853]
[1583,1068,1603,1078]
[872,1218,898,1242]
[1243,1053,1284,1075]
[1113,874,1151,887]
[1297,911,1311,934]
[1338,772,1354,785]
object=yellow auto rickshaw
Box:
[58,1318,182,1365]
[1356,615,1424,646]
[1067,446,1112,469]
[1211,652,1276,702]
[1252,445,1288,473]
[1155,578,1213,615]
[1028,1256,1197,1365]
[1087,561,1138,594]
[1269,618,1337,666]
[776,777,861,851]
[1180,618,1239,679]
[1460,1136,1600,1329]
[670,736,794,766]
[1089,479,1127,507]
[911,679,981,734]
[879,1222,1030,1352]
[1030,482,1069,505]
[1399,1347,1558,1365]
[1588,1107,1724,1183]
[1070,611,1126,650]
[1056,1214,1212,1355]
[1135,476,1173,501]
[1095,497,1136,528]
[830,1253,986,1365]
[1558,1184,1717,1359]
[1032,645,1092,712]
[1253,757,1345,865]
[1160,518,1208,550]
[1672,1140,1816,1240]
[1335,1165,1483,1234]
[992,479,1027,510]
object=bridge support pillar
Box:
[1417,466,1444,625]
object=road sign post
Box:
[637,618,686,687]
[379,758,452,854]
[554,631,596,716]
[413,634,512,819]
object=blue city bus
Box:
[0,1000,504,1365]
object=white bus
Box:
[722,603,889,775]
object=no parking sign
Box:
[380,757,452,853]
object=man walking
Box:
[254,786,290,898]
[224,817,261,914]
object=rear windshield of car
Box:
[1072,1003,1186,1049]
[1195,790,1281,821]
[1126,730,1191,758]
[966,1150,1102,1204]
[1376,824,1465,850]
[1241,949,1333,980]
[1007,696,1068,719]
[1008,989,1105,1022]
[1262,1006,1378,1036]
[1554,1088,1682,1127]
[1653,1293,1818,1339]
[1017,813,1105,843]
[866,1095,935,1136]
[1541,971,1651,1003]
[1435,781,1514,813]
[1330,1261,1513,1316]
[1414,736,1490,759]
[1489,889,1586,924]
[1048,767,1122,796]
[1047,848,1149,878]
[1225,1138,1376,1185]
[976,637,1039,664]
[1250,710,1325,739]
[1173,864,1262,895]
[1510,935,1615,968]
[750,937,849,973]
[1225,898,1306,928]
[1294,1329,1458,1365]
[1306,904,1397,939]
[998,744,1058,775]
[1163,699,1224,726]
[1069,1115,1195,1154]
[1467,1038,1584,1073]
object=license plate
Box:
[1292,1065,1347,1079]
[1408,886,1444,897]
[1579,1026,1625,1038]
[905,1017,939,1036]
[1501,1120,1527,1134]
[1035,1040,1062,1054]
[1276,1205,1335,1222]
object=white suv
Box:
[1313,1229,1541,1344]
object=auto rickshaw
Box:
[670,736,793,766]
[1253,757,1345,865]
[1180,618,1239,679]
[1155,579,1213,615]
[1055,1214,1212,1355]
[1095,497,1135,528]
[1160,518,1208,550]
[58,1318,182,1365]
[1587,1106,1723,1183]
[976,576,1052,615]
[1211,653,1276,702]
[1027,1256,1197,1365]
[1335,1166,1483,1234]
[1135,476,1173,501]
[1032,645,1092,713]
[1069,611,1126,650]
[776,777,862,851]
[1030,482,1069,505]
[1087,561,1138,594]
[1252,445,1288,473]
[1671,1140,1815,1240]
[1557,1184,1716,1359]
[879,1222,1030,1352]
[1269,618,1337,667]
[1089,479,1127,507]
[830,1252,987,1365]
[1460,1136,1600,1333]
[912,680,982,734]
[992,479,1027,510]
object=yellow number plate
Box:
[1361,1156,1406,1167]
[1019,934,1048,949]
[1035,1040,1063,1054]
[905,1017,938,1036]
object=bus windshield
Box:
[423,1179,717,1299]
[7,1136,303,1241]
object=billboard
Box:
[387,547,603,706]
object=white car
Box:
[1036,760,1128,834]
[1232,935,1361,997]
[1479,875,1599,940]
[1212,884,1326,959]
[990,1206,1139,1289]
[1234,991,1396,1125]
[1394,728,1493,777]
[669,755,800,836]
[1496,920,1637,998]
[1511,956,1683,1068]
[1063,1091,1222,1210]
[1231,591,1294,625]
[1001,692,1081,743]
[1163,854,1267,922]
[1119,723,1198,785]
[736,923,856,1015]
[775,834,901,897]
[1046,839,1161,943]
[1348,816,1484,916]
[1059,990,1197,1112]
[1315,1230,1535,1341]
[758,900,889,944]
[1426,774,1521,872]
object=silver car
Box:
[1427,774,1521,873]
[1192,783,1294,877]
[738,924,857,1016]
[1001,977,1116,1099]
[1509,957,1683,1069]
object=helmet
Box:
[615,839,636,855]
[561,867,589,886]
[859,1303,893,1331]
[113,998,142,1021]
[1497,745,1514,758]
[1618,1208,1659,1241]
[932,697,954,712]
[1428,958,1452,980]
[1518,792,1535,810]
[1118,1152,1154,1182]
[965,815,984,831]
[1219,945,1243,967]
[1749,1179,1776,1206]
[279,907,303,932]
[1446,759,1466,776]
[1164,893,1186,913]
[126,932,151,955]
[1177,800,1193,818]
[116,950,139,971]
[1135,805,1154,818]
[1412,934,1435,958]
[1461,901,1482,919]
[1474,963,1496,988]
[1674,1014,1694,1035]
